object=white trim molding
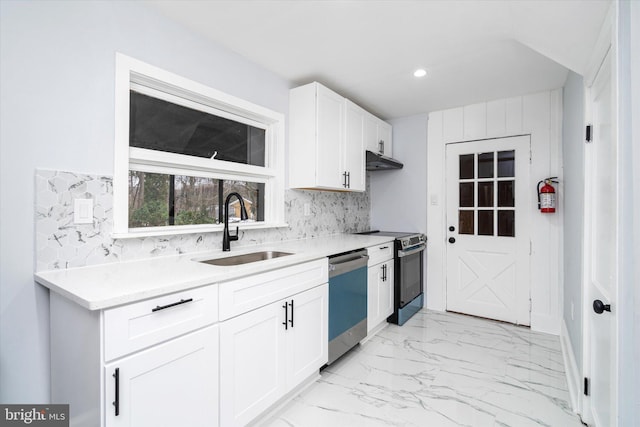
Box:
[113,53,286,237]
[561,317,582,415]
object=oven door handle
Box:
[398,244,425,258]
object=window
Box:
[113,53,285,237]
[457,150,516,237]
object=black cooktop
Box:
[357,230,418,239]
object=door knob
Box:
[593,299,611,314]
[448,237,456,244]
[449,226,455,232]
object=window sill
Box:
[110,222,290,240]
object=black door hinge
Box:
[586,125,592,143]
[584,377,589,396]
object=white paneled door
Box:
[584,48,617,427]
[445,136,531,325]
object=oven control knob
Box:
[448,237,456,244]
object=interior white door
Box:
[445,136,531,325]
[585,48,617,427]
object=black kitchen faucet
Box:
[222,192,248,251]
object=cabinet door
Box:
[104,326,218,427]
[286,284,328,388]
[219,301,287,427]
[367,265,381,334]
[316,84,344,189]
[380,261,395,319]
[344,101,365,191]
[377,120,393,157]
[367,261,395,333]
[363,112,379,153]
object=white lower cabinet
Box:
[48,285,220,427]
[105,326,219,427]
[366,242,395,334]
[49,259,328,427]
[367,260,394,333]
[220,283,328,426]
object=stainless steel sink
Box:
[199,251,293,266]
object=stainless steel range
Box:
[359,231,427,325]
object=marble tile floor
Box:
[265,310,584,427]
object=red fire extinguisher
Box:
[537,177,558,213]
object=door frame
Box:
[581,3,617,424]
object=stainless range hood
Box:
[366,150,404,170]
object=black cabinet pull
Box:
[152,298,193,312]
[347,172,351,188]
[289,300,294,327]
[282,302,288,330]
[448,237,456,244]
[113,368,120,416]
[379,246,389,250]
[343,172,348,188]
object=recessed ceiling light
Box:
[413,68,427,78]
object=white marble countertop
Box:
[34,234,394,311]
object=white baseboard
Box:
[560,318,581,415]
[530,313,561,335]
[251,372,320,426]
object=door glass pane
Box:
[478,152,494,178]
[459,210,474,234]
[477,182,494,207]
[459,154,474,179]
[459,183,474,207]
[497,150,515,177]
[498,181,514,207]
[498,210,515,237]
[478,210,494,235]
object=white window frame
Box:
[113,53,286,238]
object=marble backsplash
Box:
[35,169,371,271]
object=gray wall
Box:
[0,0,295,402]
[561,71,585,370]
[369,114,428,234]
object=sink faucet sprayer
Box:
[222,192,249,251]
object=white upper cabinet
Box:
[289,82,346,191]
[364,111,393,157]
[289,82,389,192]
[343,100,366,191]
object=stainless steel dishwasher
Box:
[327,249,369,365]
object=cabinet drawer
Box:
[219,259,328,321]
[103,285,218,361]
[366,242,394,266]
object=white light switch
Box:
[74,198,94,224]
[303,203,311,216]
[430,194,439,206]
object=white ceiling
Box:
[148,0,610,119]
